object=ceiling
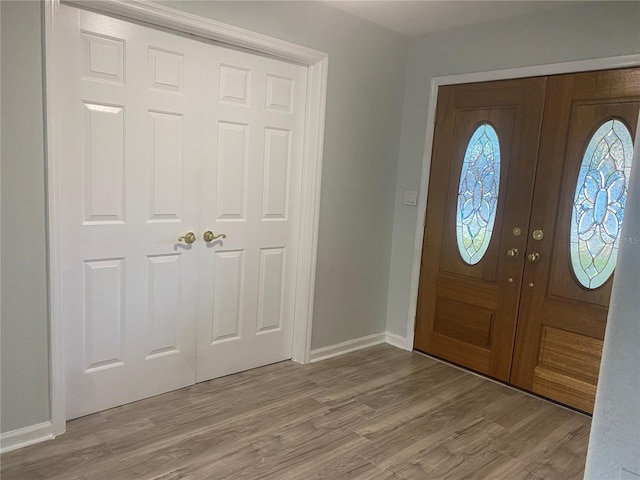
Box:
[324,1,582,37]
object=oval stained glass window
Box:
[571,119,634,289]
[456,123,501,265]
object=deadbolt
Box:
[507,248,519,258]
[532,229,544,241]
[512,227,522,237]
[527,252,540,263]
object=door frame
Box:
[405,54,640,351]
[44,0,328,437]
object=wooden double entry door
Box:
[415,68,639,413]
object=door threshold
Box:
[413,349,591,419]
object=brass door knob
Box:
[527,252,540,263]
[178,232,196,244]
[203,231,227,242]
[507,248,519,258]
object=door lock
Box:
[507,248,519,258]
[532,229,544,241]
[527,252,540,263]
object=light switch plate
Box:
[404,190,417,206]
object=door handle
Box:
[527,252,540,263]
[178,232,196,244]
[203,231,227,242]
[507,248,519,258]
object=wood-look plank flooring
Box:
[1,345,590,479]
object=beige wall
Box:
[1,1,51,432]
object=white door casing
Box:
[58,4,308,419]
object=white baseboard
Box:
[1,421,55,453]
[309,331,408,363]
[385,331,410,350]
[309,333,386,362]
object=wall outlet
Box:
[404,190,418,206]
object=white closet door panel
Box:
[196,46,308,382]
[60,6,204,419]
[82,103,126,224]
[210,250,245,343]
[60,4,310,417]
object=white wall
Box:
[0,1,51,433]
[0,0,408,434]
[585,114,640,479]
[159,1,409,349]
[386,1,640,338]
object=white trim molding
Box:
[385,332,409,350]
[309,332,408,363]
[310,333,386,363]
[0,422,55,454]
[67,0,325,64]
[404,54,640,351]
[44,0,327,442]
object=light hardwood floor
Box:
[1,345,590,479]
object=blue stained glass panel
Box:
[456,123,501,265]
[570,119,634,289]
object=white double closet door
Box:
[58,6,308,419]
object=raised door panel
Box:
[511,68,640,413]
[148,47,184,94]
[146,254,182,358]
[82,32,125,84]
[83,103,125,224]
[148,111,183,222]
[210,250,245,343]
[83,258,125,372]
[256,247,286,334]
[216,122,249,220]
[262,129,292,220]
[219,65,251,106]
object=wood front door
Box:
[415,68,639,413]
[414,78,546,381]
[510,69,640,413]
